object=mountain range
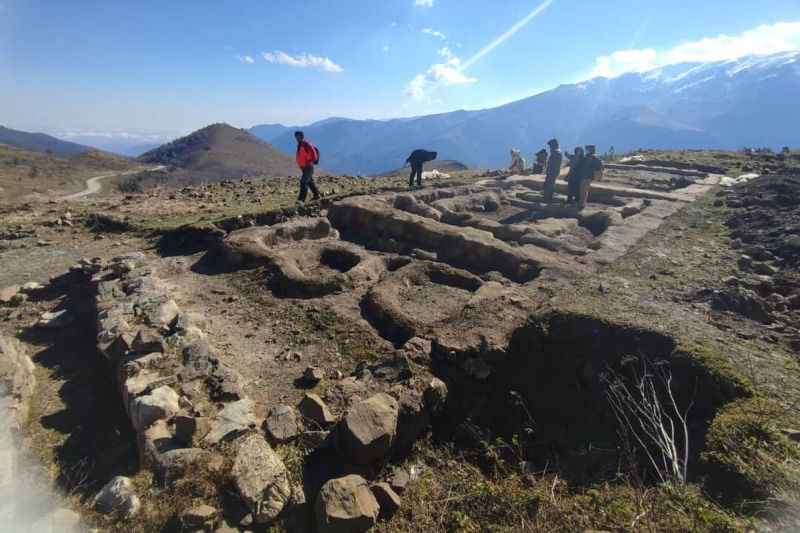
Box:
[250,51,800,175]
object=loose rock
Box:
[184,504,218,529]
[264,404,299,443]
[371,482,401,518]
[132,329,167,353]
[339,393,399,464]
[94,476,138,516]
[232,434,292,524]
[131,385,180,432]
[175,415,213,446]
[303,365,324,383]
[37,309,75,329]
[297,393,335,426]
[315,475,379,533]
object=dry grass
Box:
[378,439,741,533]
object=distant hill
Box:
[0,144,136,201]
[0,125,97,156]
[248,124,295,144]
[139,123,301,186]
[253,51,800,175]
[373,159,470,178]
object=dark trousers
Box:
[566,179,580,203]
[409,164,423,187]
[543,175,557,203]
[298,166,320,202]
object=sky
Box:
[1,0,800,151]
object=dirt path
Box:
[61,165,164,200]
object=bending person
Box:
[405,149,438,188]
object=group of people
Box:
[293,131,602,209]
[563,142,604,208]
[515,138,604,209]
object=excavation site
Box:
[4,159,800,533]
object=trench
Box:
[429,312,743,485]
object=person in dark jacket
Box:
[404,149,437,188]
[295,131,320,203]
[533,149,548,174]
[564,146,585,204]
[543,139,563,203]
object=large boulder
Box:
[315,475,379,533]
[339,393,398,464]
[231,434,292,524]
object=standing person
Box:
[578,144,604,209]
[404,149,437,188]
[564,146,585,204]
[509,149,525,173]
[543,138,563,203]
[295,131,321,203]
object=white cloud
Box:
[438,46,452,59]
[383,45,390,52]
[422,28,446,40]
[589,48,657,78]
[59,129,172,142]
[236,55,255,64]
[665,22,800,63]
[414,0,434,7]
[404,56,477,101]
[261,51,343,73]
[589,21,800,79]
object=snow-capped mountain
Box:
[251,52,800,174]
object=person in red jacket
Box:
[295,130,321,203]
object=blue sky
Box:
[1,0,799,150]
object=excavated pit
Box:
[266,242,385,299]
[431,313,742,485]
[360,261,485,345]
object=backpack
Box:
[307,142,320,165]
